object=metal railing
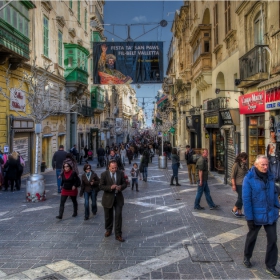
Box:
[77,105,94,117]
[239,45,268,80]
[207,97,228,111]
[189,107,201,115]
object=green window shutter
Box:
[43,16,49,57]
[69,0,72,9]
[85,9,87,31]
[58,31,63,66]
[78,0,80,23]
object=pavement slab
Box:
[0,157,279,279]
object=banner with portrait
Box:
[92,42,163,85]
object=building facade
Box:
[166,0,280,183]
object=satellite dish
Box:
[160,20,168,27]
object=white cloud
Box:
[132,15,147,22]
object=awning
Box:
[58,132,66,136]
[42,134,53,138]
[257,75,280,89]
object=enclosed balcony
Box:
[91,86,104,113]
[0,1,35,69]
[64,44,89,95]
[238,45,269,87]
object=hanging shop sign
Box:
[239,91,266,114]
[204,111,221,128]
[10,88,26,112]
[93,42,163,85]
[265,87,280,110]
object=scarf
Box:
[86,171,92,181]
[255,168,268,184]
[64,170,72,180]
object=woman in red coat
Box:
[56,163,81,219]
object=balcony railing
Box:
[239,45,268,80]
[207,97,228,111]
[77,105,94,117]
[189,107,201,115]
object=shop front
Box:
[42,125,53,170]
[57,124,66,148]
[11,117,34,175]
[239,91,266,167]
[220,109,240,184]
[265,86,280,182]
[186,114,201,149]
[204,111,224,172]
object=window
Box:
[85,9,87,31]
[69,0,72,9]
[58,31,63,66]
[77,0,80,23]
[225,1,231,35]
[43,16,49,57]
[213,3,219,46]
[254,12,264,45]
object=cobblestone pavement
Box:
[0,156,279,279]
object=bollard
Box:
[26,174,46,202]
[158,156,167,169]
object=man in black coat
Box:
[100,160,127,242]
[52,145,67,193]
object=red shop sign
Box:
[239,91,266,114]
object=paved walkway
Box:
[0,156,278,279]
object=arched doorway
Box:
[216,72,225,92]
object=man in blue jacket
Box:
[243,155,280,278]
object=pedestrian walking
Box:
[79,148,85,165]
[70,144,79,161]
[242,155,280,278]
[231,152,248,217]
[149,144,155,163]
[62,153,79,176]
[56,163,81,219]
[194,149,219,210]
[120,146,127,166]
[99,160,127,242]
[52,145,67,193]
[130,163,140,192]
[185,145,196,184]
[79,164,100,220]
[171,148,181,186]
[3,154,19,192]
[140,147,149,182]
[127,147,133,165]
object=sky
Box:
[103,1,183,126]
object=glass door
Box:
[214,130,225,173]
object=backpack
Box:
[192,154,201,163]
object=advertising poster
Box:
[13,137,29,161]
[10,88,26,112]
[93,42,163,85]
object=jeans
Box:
[84,190,98,218]
[172,163,179,178]
[269,156,279,181]
[235,185,243,209]
[121,155,125,165]
[143,167,148,180]
[194,180,216,208]
[56,169,62,192]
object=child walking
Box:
[130,163,140,192]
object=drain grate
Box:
[185,243,233,263]
[38,273,66,280]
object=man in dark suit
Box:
[100,160,127,242]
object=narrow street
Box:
[0,156,276,279]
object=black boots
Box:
[170,176,175,186]
[175,177,181,186]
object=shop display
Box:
[214,133,225,172]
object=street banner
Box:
[93,42,163,85]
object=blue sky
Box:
[103,1,183,125]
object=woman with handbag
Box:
[56,163,81,219]
[171,148,181,186]
[79,164,100,220]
